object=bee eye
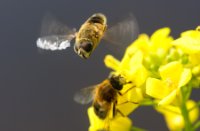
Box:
[81,42,93,52]
[109,76,123,90]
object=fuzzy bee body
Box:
[74,74,128,119]
[74,73,138,131]
[74,13,107,59]
[93,79,117,119]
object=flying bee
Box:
[36,13,139,59]
[74,73,137,122]
[73,13,107,59]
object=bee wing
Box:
[36,34,75,51]
[74,85,97,105]
[40,13,76,36]
[36,13,76,51]
[103,14,139,54]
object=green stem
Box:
[139,98,156,106]
[181,86,193,131]
[181,101,193,131]
[131,126,146,131]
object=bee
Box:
[74,73,136,122]
[36,13,138,59]
[73,13,107,59]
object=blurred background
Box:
[0,0,200,131]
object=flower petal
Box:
[104,55,120,71]
[109,117,132,131]
[158,90,177,106]
[173,38,200,54]
[172,30,200,54]
[151,27,171,42]
[159,61,182,84]
[146,77,170,99]
[129,65,148,87]
[88,106,132,131]
[117,87,142,116]
[178,68,192,88]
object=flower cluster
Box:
[88,27,200,131]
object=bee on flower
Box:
[74,73,143,130]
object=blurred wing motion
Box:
[103,14,139,54]
[37,35,75,51]
[36,13,76,51]
[74,85,97,105]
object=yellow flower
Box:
[146,61,192,105]
[172,26,200,66]
[156,100,199,131]
[172,27,200,54]
[88,106,132,131]
[104,27,174,86]
[105,50,148,88]
[104,51,146,116]
[189,54,200,66]
[116,84,143,116]
[149,27,173,55]
[129,27,173,70]
[133,27,173,57]
[87,83,143,131]
[104,48,147,116]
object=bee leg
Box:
[115,101,138,117]
[113,102,127,117]
[113,102,116,117]
[117,100,138,105]
[114,101,135,117]
[118,85,136,96]
[112,101,124,117]
[116,109,125,117]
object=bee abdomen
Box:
[89,17,103,24]
[93,102,108,119]
[88,13,107,25]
